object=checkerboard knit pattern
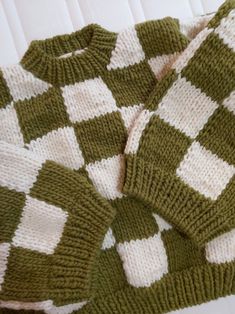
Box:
[0,18,192,313]
[0,140,116,312]
[124,1,235,249]
[0,3,234,313]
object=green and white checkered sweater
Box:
[0,1,234,313]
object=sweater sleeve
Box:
[135,17,189,81]
[123,0,235,247]
[136,17,189,59]
[0,140,115,309]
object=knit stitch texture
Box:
[124,0,235,247]
[0,3,234,313]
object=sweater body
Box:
[0,12,234,314]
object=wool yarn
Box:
[0,17,189,313]
[0,2,234,313]
[124,0,235,247]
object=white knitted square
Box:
[1,65,49,102]
[119,104,144,133]
[0,243,10,291]
[0,141,45,193]
[62,77,118,123]
[156,76,218,139]
[12,196,68,254]
[177,141,235,200]
[102,228,116,250]
[86,154,124,200]
[148,53,179,81]
[223,90,235,115]
[153,214,172,232]
[107,26,145,70]
[0,103,24,147]
[206,229,235,264]
[215,9,235,52]
[117,234,168,288]
[45,301,87,314]
[27,126,84,170]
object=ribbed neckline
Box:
[20,24,117,86]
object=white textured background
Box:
[0,0,226,66]
[0,0,234,313]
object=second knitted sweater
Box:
[0,4,234,313]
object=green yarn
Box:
[0,187,25,243]
[21,24,117,86]
[0,3,234,313]
[103,61,157,107]
[15,88,71,143]
[124,0,235,247]
[0,70,12,109]
[136,18,189,58]
[197,106,235,165]
[80,263,235,314]
[181,32,235,103]
[74,111,127,163]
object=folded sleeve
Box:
[0,140,115,308]
[123,0,235,247]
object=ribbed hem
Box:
[123,155,231,247]
[1,263,234,313]
[80,262,235,314]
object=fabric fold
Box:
[0,140,115,306]
[124,0,235,247]
[0,3,234,313]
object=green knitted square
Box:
[75,112,127,163]
[94,247,127,297]
[111,197,159,243]
[0,186,25,242]
[197,106,235,165]
[0,70,12,109]
[15,87,70,143]
[0,246,49,301]
[103,62,156,107]
[30,160,79,211]
[136,18,189,59]
[138,116,192,172]
[181,32,235,103]
[161,229,206,273]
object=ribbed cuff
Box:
[30,160,116,302]
[0,141,115,304]
[123,155,232,247]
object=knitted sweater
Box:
[124,0,235,246]
[0,18,189,313]
[121,0,235,310]
[0,4,234,314]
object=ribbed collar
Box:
[20,24,117,86]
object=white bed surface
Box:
[0,0,234,313]
[0,0,225,66]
